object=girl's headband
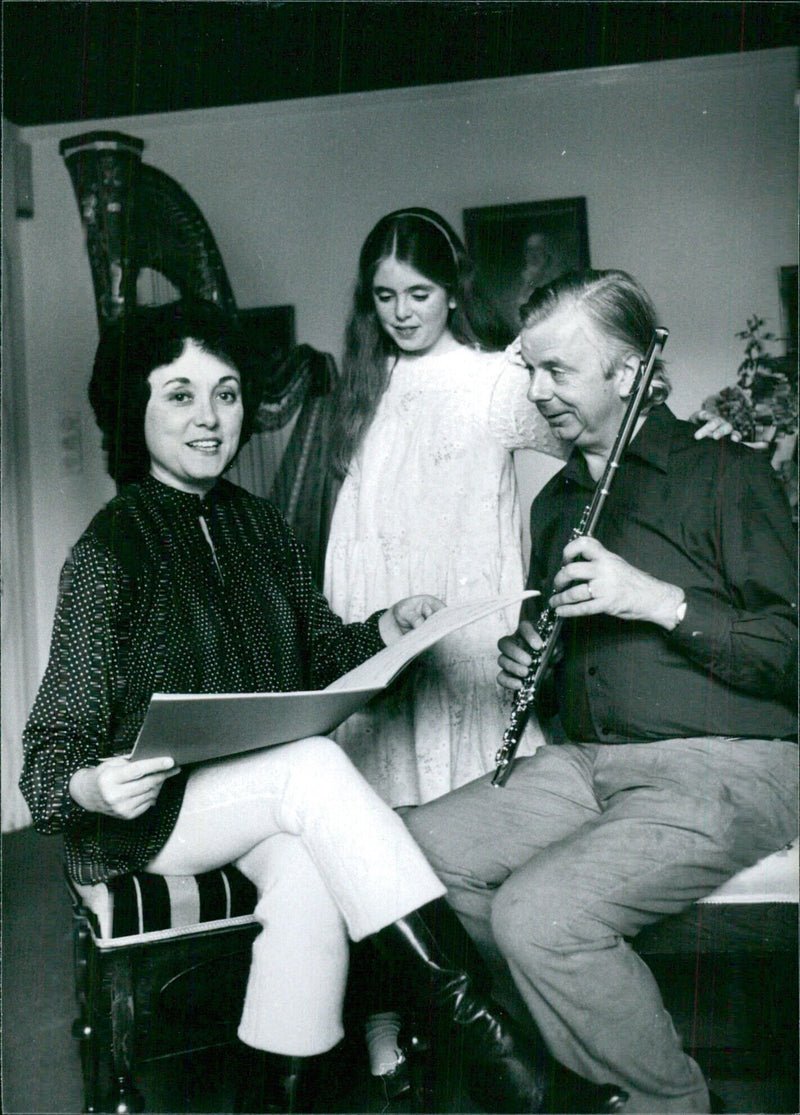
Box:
[390,210,460,269]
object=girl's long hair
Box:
[330,208,506,478]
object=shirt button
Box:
[588,666,597,676]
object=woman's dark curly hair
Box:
[89,300,258,484]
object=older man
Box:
[406,270,797,1113]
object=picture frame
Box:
[238,304,296,367]
[463,196,590,341]
[778,265,797,359]
[237,304,297,401]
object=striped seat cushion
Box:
[69,840,797,948]
[68,866,258,947]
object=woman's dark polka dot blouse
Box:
[20,476,386,884]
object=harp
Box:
[60,130,338,583]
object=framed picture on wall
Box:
[237,305,296,403]
[463,196,590,342]
[238,305,295,368]
[778,265,797,360]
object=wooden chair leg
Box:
[72,1016,100,1114]
[72,916,102,1113]
[106,954,144,1113]
[107,1074,144,1115]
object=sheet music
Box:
[129,687,383,765]
[324,590,538,692]
[129,590,537,765]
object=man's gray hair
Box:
[519,270,671,406]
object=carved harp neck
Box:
[59,130,237,329]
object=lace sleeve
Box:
[487,352,564,458]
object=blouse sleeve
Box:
[487,348,564,459]
[19,540,123,833]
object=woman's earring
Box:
[448,299,457,310]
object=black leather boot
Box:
[370,899,628,1114]
[233,1044,345,1114]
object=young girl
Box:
[325,208,559,809]
[324,212,562,1095]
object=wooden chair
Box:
[67,866,259,1113]
[68,841,798,1114]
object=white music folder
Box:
[129,590,537,765]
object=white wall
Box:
[8,46,799,700]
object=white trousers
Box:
[146,736,445,1054]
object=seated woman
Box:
[19,301,623,1114]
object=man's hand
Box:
[69,755,180,819]
[497,620,543,691]
[550,536,686,629]
[379,594,445,645]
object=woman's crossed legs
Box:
[146,736,444,1053]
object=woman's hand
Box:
[379,594,445,645]
[497,620,542,691]
[69,756,180,819]
[690,409,741,441]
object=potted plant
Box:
[703,315,797,515]
[703,316,796,441]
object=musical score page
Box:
[325,590,538,692]
[130,590,537,765]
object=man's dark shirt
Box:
[525,405,797,743]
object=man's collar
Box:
[626,404,677,473]
[562,405,678,489]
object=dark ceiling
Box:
[3,1,798,128]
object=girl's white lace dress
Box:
[324,344,559,806]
